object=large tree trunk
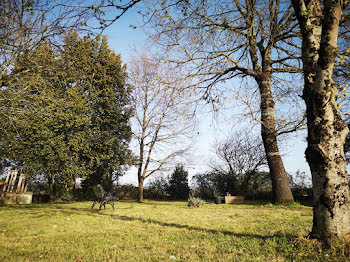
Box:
[258,74,294,203]
[292,0,350,239]
[137,177,144,203]
[137,136,145,202]
[137,167,144,202]
[306,85,350,238]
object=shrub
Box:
[191,172,215,200]
[167,164,190,200]
[144,176,169,200]
[187,197,205,208]
[115,184,138,200]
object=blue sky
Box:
[101,5,312,186]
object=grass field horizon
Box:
[0,200,349,261]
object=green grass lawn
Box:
[0,200,348,261]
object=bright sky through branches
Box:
[103,5,311,186]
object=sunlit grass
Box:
[0,200,348,261]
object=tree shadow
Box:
[105,213,296,241]
[0,203,49,209]
[0,202,304,243]
[136,201,188,207]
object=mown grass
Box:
[0,200,349,261]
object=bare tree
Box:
[292,0,350,239]
[143,0,305,203]
[128,53,196,202]
[56,0,141,29]
[212,130,267,195]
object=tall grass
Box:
[0,201,348,261]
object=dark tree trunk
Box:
[137,176,144,203]
[258,74,294,203]
[137,136,145,203]
[48,175,53,200]
[292,0,350,239]
[137,155,144,202]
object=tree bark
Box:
[137,175,144,203]
[292,0,350,239]
[258,74,294,203]
[137,134,145,202]
[245,6,294,203]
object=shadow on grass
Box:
[1,202,297,242]
[137,201,190,207]
[0,203,50,209]
[0,202,141,218]
[110,214,296,241]
[0,202,307,245]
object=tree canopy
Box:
[0,32,133,197]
